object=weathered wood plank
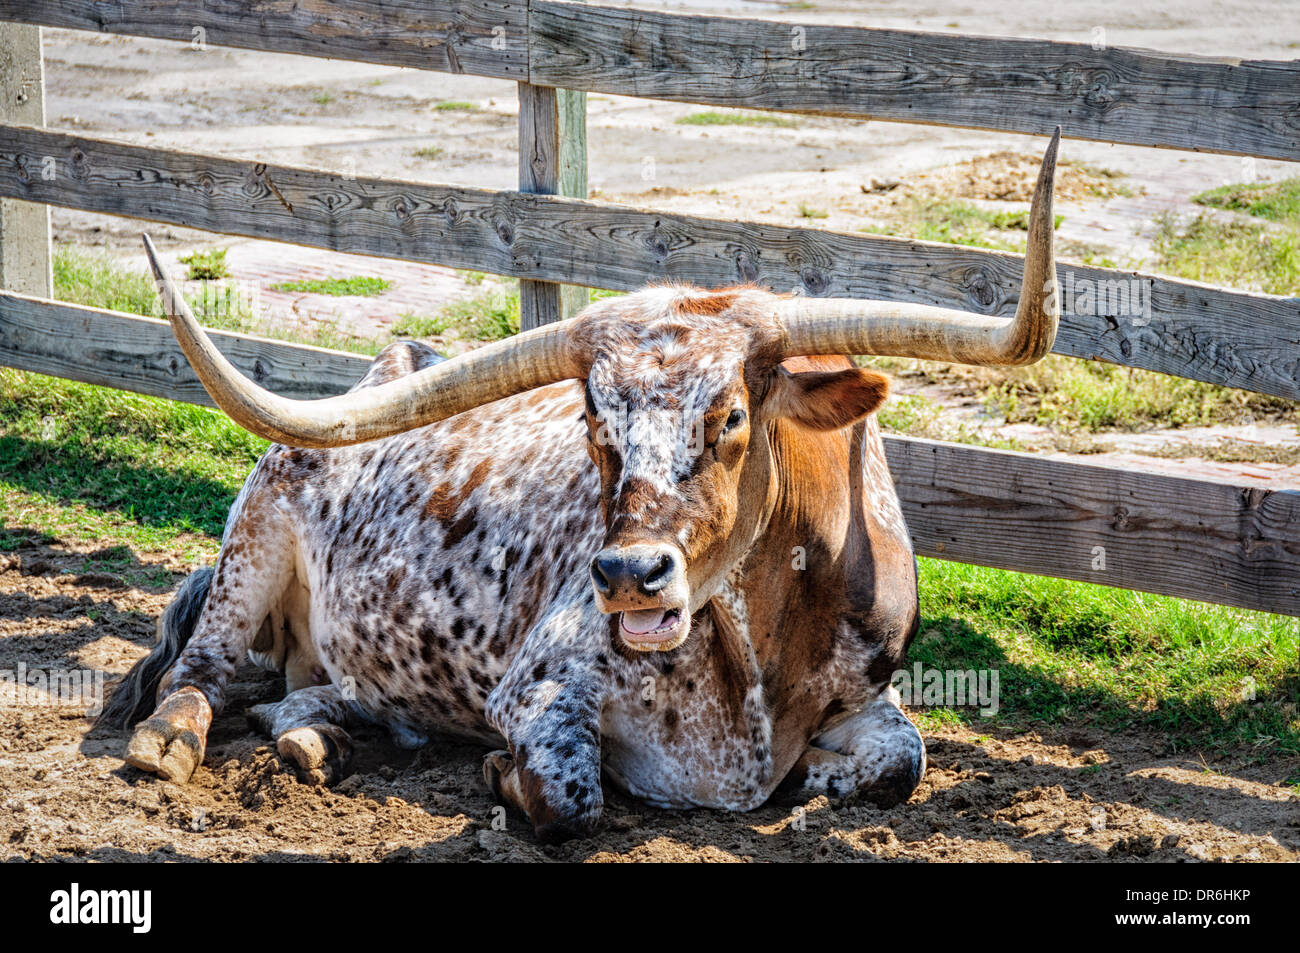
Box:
[884,436,1300,617]
[0,291,369,404]
[541,0,589,323]
[1,126,1296,401]
[517,80,565,330]
[531,1,1300,161]
[3,293,1295,615]
[518,0,589,331]
[0,22,50,296]
[0,0,527,80]
[6,0,1295,160]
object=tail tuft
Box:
[96,567,214,729]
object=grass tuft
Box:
[394,282,520,342]
[863,199,1063,252]
[973,355,1295,431]
[1193,177,1300,226]
[1153,212,1298,296]
[676,110,798,128]
[178,247,231,281]
[270,276,392,297]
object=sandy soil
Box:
[4,2,1299,862]
[1,535,1296,863]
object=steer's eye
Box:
[722,408,746,434]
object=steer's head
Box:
[143,131,1060,652]
[570,289,888,651]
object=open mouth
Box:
[619,606,685,647]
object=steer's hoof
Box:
[277,723,352,786]
[482,749,514,800]
[125,718,205,782]
[123,687,211,782]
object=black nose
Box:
[591,545,680,601]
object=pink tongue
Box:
[621,608,669,635]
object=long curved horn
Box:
[142,234,582,448]
[777,127,1060,365]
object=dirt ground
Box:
[4,1,1299,862]
[1,535,1296,863]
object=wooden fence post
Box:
[518,4,587,331]
[0,22,51,297]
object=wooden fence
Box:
[0,1,1297,617]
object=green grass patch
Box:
[876,351,1297,434]
[394,282,519,342]
[977,355,1295,431]
[395,282,624,343]
[797,203,829,220]
[413,146,444,160]
[877,393,1025,450]
[863,198,1063,252]
[1145,438,1300,467]
[178,247,231,281]
[434,100,477,111]
[1193,177,1300,226]
[676,110,799,128]
[54,245,259,329]
[270,276,392,297]
[1153,212,1298,296]
[53,245,382,356]
[911,559,1300,757]
[0,368,266,544]
[53,246,159,315]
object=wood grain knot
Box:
[965,269,1000,311]
[799,267,829,296]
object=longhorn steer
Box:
[101,134,1061,841]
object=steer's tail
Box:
[96,567,214,729]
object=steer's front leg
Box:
[781,686,926,808]
[483,671,605,842]
[484,606,607,842]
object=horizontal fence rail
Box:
[4,290,1296,617]
[0,0,528,78]
[2,125,1297,401]
[886,439,1300,617]
[0,291,366,404]
[3,1,1298,160]
[531,3,1300,161]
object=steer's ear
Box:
[766,366,890,431]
